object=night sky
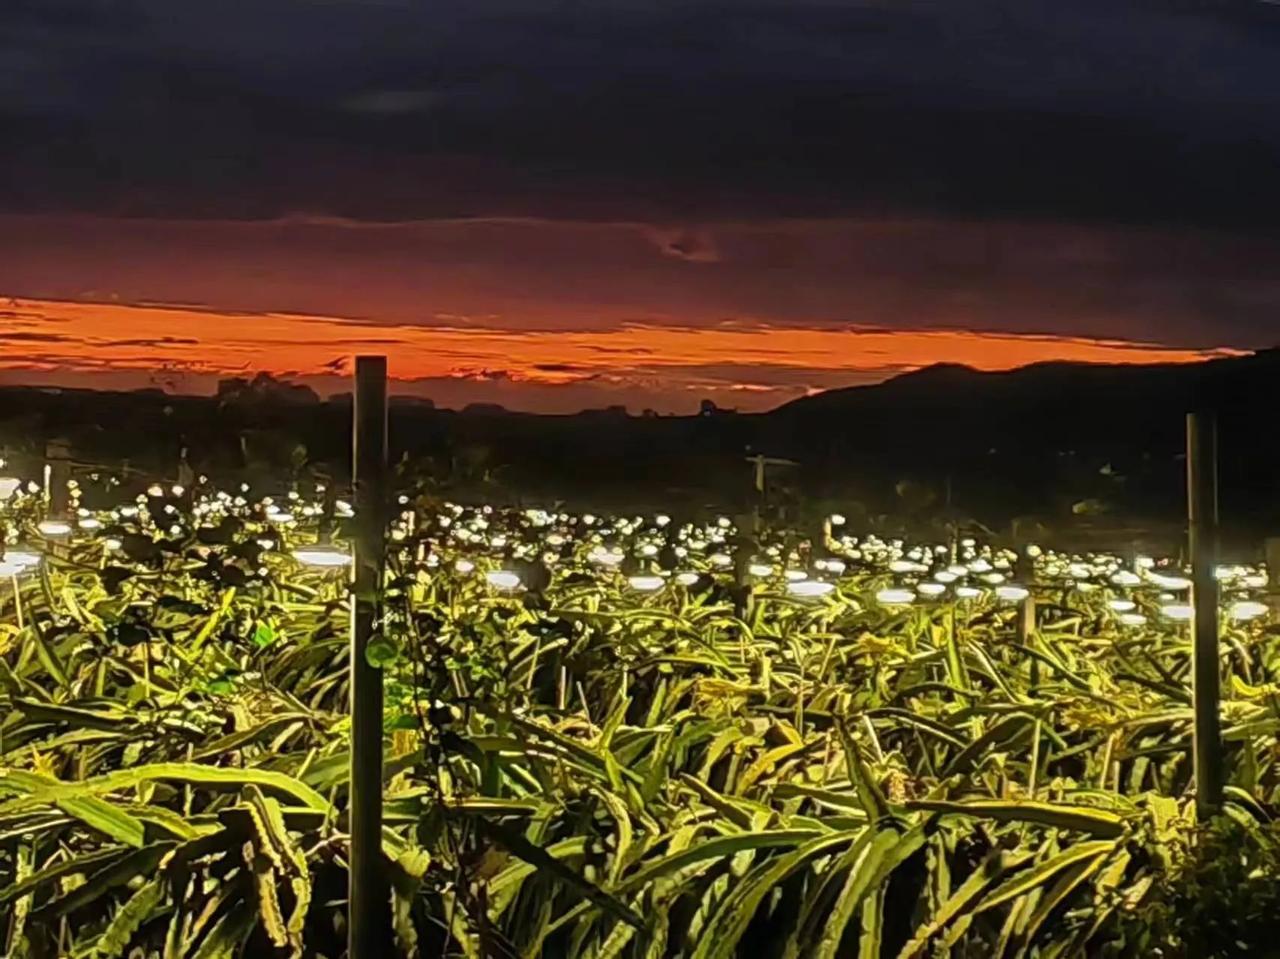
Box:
[1,0,1277,411]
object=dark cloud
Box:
[2,1,1280,226]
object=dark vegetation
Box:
[1,351,1278,548]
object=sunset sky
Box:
[2,1,1278,412]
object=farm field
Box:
[1,476,1278,958]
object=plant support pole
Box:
[1187,411,1223,818]
[350,356,390,956]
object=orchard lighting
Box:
[292,546,352,568]
[4,549,41,571]
[627,574,664,592]
[995,585,1029,603]
[485,570,522,591]
[876,588,916,607]
[1228,601,1268,623]
[1148,571,1191,591]
[788,579,834,598]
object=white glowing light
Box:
[1108,599,1137,612]
[588,546,625,567]
[655,514,671,527]
[292,547,351,568]
[79,517,101,530]
[784,568,807,582]
[918,582,946,597]
[627,575,664,592]
[1229,601,1268,622]
[675,571,700,586]
[748,563,774,577]
[955,586,981,599]
[876,588,916,606]
[709,553,733,568]
[485,570,522,590]
[1119,613,1148,627]
[1160,603,1194,621]
[454,559,475,574]
[934,570,958,584]
[829,513,846,526]
[4,549,40,569]
[38,520,72,537]
[995,585,1029,602]
[1148,572,1192,591]
[0,477,20,499]
[788,580,835,598]
[1110,571,1141,587]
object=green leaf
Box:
[973,841,1118,915]
[691,831,864,959]
[54,795,146,848]
[473,817,644,930]
[97,879,165,957]
[906,799,1127,838]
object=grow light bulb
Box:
[4,549,40,569]
[485,570,521,590]
[995,585,1029,602]
[1148,572,1191,591]
[1228,601,1268,622]
[788,580,834,598]
[876,588,916,606]
[292,547,351,568]
[627,575,664,592]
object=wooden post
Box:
[46,439,71,518]
[1187,411,1223,818]
[1266,537,1280,616]
[350,357,390,956]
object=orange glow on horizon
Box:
[0,296,1243,412]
